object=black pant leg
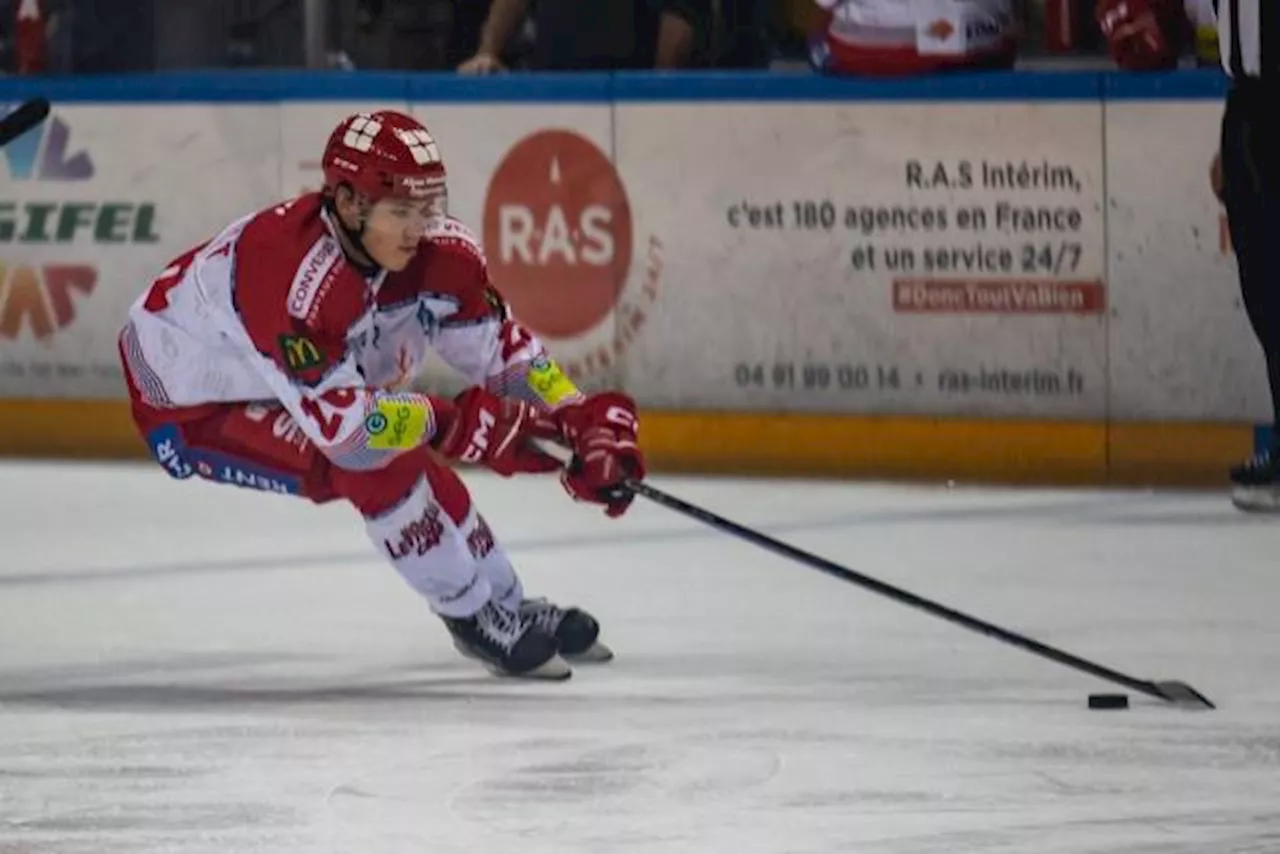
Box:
[1221,88,1280,432]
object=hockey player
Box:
[117,110,645,680]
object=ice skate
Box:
[442,601,571,680]
[1230,447,1280,512]
[519,597,614,663]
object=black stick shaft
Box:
[0,98,51,148]
[624,478,1173,703]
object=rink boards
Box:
[0,71,1257,485]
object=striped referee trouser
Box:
[1221,80,1280,434]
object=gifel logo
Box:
[0,104,160,342]
[482,129,663,379]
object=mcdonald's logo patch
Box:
[279,334,323,373]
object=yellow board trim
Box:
[0,400,1253,487]
[0,400,148,459]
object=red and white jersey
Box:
[121,193,578,471]
[812,0,1017,76]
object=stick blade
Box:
[1151,680,1215,709]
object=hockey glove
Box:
[1095,0,1188,70]
[432,386,561,477]
[554,393,645,518]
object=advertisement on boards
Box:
[0,103,280,399]
[614,101,1109,418]
[1104,99,1268,422]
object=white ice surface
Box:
[0,461,1278,854]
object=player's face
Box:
[361,197,441,271]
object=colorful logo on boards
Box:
[482,129,664,380]
[0,261,95,341]
[0,105,160,342]
[0,106,94,181]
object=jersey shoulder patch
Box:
[236,194,366,334]
[284,233,344,323]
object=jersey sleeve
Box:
[426,222,585,411]
[227,226,441,472]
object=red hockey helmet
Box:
[321,110,447,210]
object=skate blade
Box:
[453,640,572,680]
[563,640,614,663]
[1231,485,1280,513]
[486,654,572,681]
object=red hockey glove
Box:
[554,393,645,518]
[1095,0,1187,70]
[432,387,560,477]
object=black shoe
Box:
[520,597,614,662]
[1230,446,1280,512]
[442,601,570,679]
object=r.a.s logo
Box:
[0,105,161,341]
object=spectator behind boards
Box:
[1094,0,1219,70]
[457,0,710,71]
[1183,0,1219,64]
[808,0,1018,77]
[1094,0,1191,69]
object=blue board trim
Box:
[0,71,409,102]
[407,72,613,102]
[0,68,1232,104]
[610,69,1103,101]
[1102,68,1229,100]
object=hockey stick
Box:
[536,440,1214,709]
[0,97,50,148]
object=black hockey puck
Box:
[1088,693,1129,710]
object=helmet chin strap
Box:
[323,192,382,277]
